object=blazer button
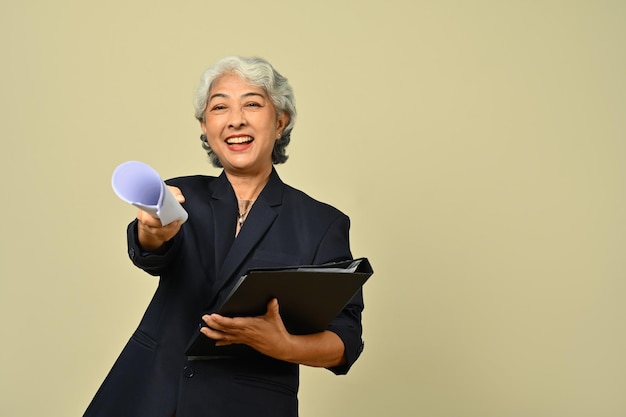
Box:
[183,366,194,378]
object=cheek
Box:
[204,119,225,136]
[207,136,222,149]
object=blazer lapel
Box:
[207,172,237,275]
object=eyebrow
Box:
[208,92,266,101]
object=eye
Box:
[210,104,227,111]
[245,101,263,108]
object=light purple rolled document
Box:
[111,161,188,226]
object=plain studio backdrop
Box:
[1,1,625,416]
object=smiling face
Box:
[200,73,289,177]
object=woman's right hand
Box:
[137,186,185,252]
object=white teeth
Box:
[226,136,253,144]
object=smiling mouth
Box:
[226,136,254,145]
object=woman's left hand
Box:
[201,299,293,360]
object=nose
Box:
[228,108,246,129]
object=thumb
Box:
[267,298,280,315]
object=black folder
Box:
[185,257,373,358]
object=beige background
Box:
[1,1,625,416]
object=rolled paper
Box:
[112,161,188,225]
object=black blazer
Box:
[84,169,364,417]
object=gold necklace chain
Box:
[237,199,254,227]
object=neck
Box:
[226,166,272,201]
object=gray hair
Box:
[194,56,297,167]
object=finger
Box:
[203,314,233,331]
[202,314,217,329]
[137,210,162,227]
[167,185,185,203]
[200,326,231,344]
[267,298,280,316]
[161,220,181,231]
[200,315,230,335]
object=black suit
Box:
[84,168,364,417]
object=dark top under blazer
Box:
[84,169,364,417]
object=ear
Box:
[199,119,207,134]
[276,111,289,133]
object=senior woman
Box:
[84,56,364,417]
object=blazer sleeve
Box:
[313,214,365,376]
[126,219,185,276]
